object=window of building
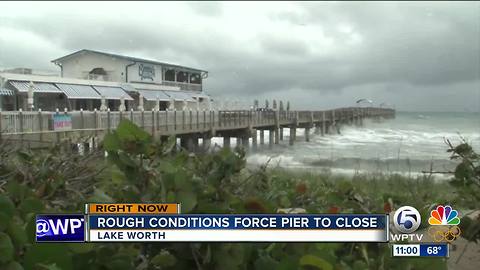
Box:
[190,73,201,84]
[177,71,188,83]
[164,69,175,81]
[89,67,107,76]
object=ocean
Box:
[214,112,480,178]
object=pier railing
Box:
[0,107,395,138]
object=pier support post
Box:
[203,135,211,152]
[243,136,249,148]
[314,125,320,135]
[274,128,280,144]
[180,138,188,150]
[289,126,295,145]
[252,129,257,151]
[187,136,197,152]
[269,130,274,149]
[223,136,231,149]
[305,127,310,142]
[280,128,284,140]
[354,109,358,126]
[260,130,265,145]
[321,111,326,136]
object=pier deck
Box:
[0,107,395,149]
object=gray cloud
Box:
[0,1,478,111]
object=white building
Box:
[0,49,211,111]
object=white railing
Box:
[0,107,395,135]
[162,81,202,91]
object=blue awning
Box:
[9,81,62,93]
[0,88,14,96]
[92,86,134,100]
[55,83,101,99]
[163,90,195,102]
[136,89,171,101]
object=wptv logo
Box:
[36,215,85,242]
[391,205,461,243]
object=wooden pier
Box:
[0,107,395,150]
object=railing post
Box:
[182,110,185,130]
[274,110,280,144]
[79,109,84,136]
[63,108,69,147]
[0,110,2,143]
[190,110,193,130]
[94,109,98,137]
[174,110,177,131]
[203,110,206,130]
[165,110,169,131]
[141,109,145,129]
[310,111,314,128]
[213,110,216,131]
[19,109,24,134]
[107,108,111,132]
[152,109,155,136]
[130,109,134,122]
[38,109,43,142]
[209,111,213,130]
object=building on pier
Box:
[0,49,211,111]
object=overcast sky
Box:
[0,1,479,111]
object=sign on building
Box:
[53,114,72,131]
[128,62,162,84]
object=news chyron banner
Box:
[36,203,388,243]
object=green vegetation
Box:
[0,119,477,270]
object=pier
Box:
[0,106,395,150]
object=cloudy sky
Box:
[0,1,479,111]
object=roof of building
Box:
[51,49,207,73]
[0,72,212,101]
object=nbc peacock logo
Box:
[428,205,460,226]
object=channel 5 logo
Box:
[393,206,421,234]
[36,215,85,242]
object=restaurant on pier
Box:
[0,49,211,112]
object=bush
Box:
[0,120,452,269]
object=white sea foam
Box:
[243,112,480,175]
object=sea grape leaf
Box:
[299,254,333,270]
[89,188,114,203]
[0,195,15,217]
[37,263,62,270]
[5,261,24,270]
[0,232,14,264]
[151,249,177,267]
[24,244,73,270]
[103,132,121,152]
[7,218,28,247]
[254,254,279,270]
[19,197,44,215]
[0,213,11,232]
[68,243,95,254]
[116,119,150,143]
[176,191,197,213]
